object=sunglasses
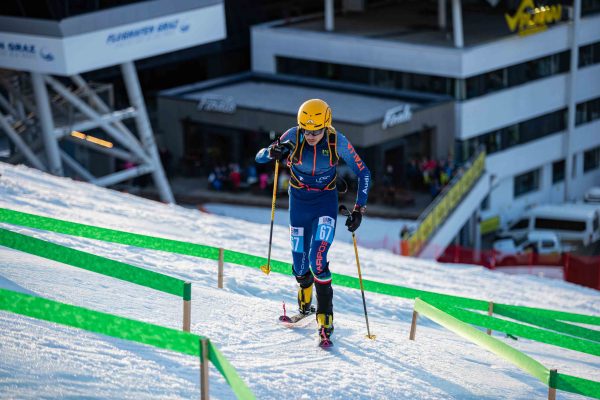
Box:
[302,128,325,137]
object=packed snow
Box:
[0,162,599,399]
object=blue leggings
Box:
[289,188,338,283]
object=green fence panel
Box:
[0,288,256,399]
[414,298,550,384]
[0,208,220,260]
[0,288,200,356]
[557,373,600,399]
[208,342,256,400]
[433,303,600,356]
[334,273,489,310]
[496,303,600,326]
[492,304,600,343]
[0,228,185,298]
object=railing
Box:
[0,288,254,400]
[407,148,486,256]
[1,207,599,399]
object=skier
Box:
[255,98,371,345]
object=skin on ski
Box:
[278,310,314,327]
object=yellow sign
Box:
[505,0,562,36]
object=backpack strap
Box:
[288,126,339,167]
[288,126,305,166]
[327,127,339,167]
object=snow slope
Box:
[0,162,599,399]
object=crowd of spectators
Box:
[208,163,258,192]
[203,156,462,207]
[405,157,457,199]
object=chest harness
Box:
[287,127,339,191]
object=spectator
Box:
[259,172,269,191]
[229,163,241,191]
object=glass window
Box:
[582,0,600,17]
[576,97,600,125]
[541,240,555,249]
[481,195,490,211]
[579,42,600,67]
[552,159,565,184]
[457,109,567,161]
[510,219,530,230]
[584,146,600,172]
[514,168,540,197]
[534,218,586,232]
[277,53,569,101]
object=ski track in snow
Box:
[0,162,599,399]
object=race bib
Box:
[316,216,335,244]
[290,226,304,253]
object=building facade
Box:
[249,0,600,226]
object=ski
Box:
[278,303,315,326]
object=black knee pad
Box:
[315,280,333,315]
[295,271,314,288]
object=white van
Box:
[501,204,600,251]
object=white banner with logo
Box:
[0,4,226,75]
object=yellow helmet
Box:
[297,99,332,130]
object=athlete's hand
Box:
[345,206,365,232]
[268,140,293,161]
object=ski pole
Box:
[340,205,376,340]
[260,159,280,275]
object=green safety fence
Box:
[426,300,600,357]
[2,207,600,398]
[2,207,599,327]
[492,304,600,343]
[0,288,255,400]
[495,303,600,326]
[414,298,550,384]
[0,208,220,261]
[414,299,600,399]
[0,227,190,300]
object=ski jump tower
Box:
[0,0,226,203]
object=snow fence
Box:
[1,207,599,399]
[412,298,600,399]
[0,288,255,400]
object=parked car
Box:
[500,204,600,251]
[493,231,562,266]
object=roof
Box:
[159,73,449,126]
[528,204,600,220]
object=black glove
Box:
[345,206,364,232]
[268,140,293,161]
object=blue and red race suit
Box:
[256,127,371,283]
